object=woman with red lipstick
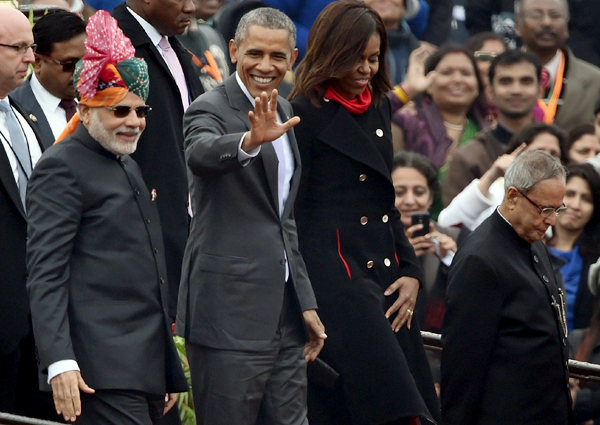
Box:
[290,1,439,424]
[546,163,600,332]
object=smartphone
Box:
[411,211,430,237]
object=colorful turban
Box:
[56,10,149,143]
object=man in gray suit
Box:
[176,7,326,425]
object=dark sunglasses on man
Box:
[36,53,78,73]
[103,105,153,118]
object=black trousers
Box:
[187,280,307,425]
[77,390,164,425]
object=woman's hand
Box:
[427,230,457,259]
[478,143,526,198]
[406,222,435,257]
[384,276,420,331]
[402,46,438,99]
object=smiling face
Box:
[80,92,147,156]
[557,175,594,233]
[491,61,541,120]
[229,25,297,99]
[392,166,433,228]
[329,32,381,100]
[428,52,479,111]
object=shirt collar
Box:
[126,6,163,48]
[496,206,513,227]
[30,73,62,113]
[544,49,562,82]
[235,71,256,107]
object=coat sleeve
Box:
[183,94,252,178]
[441,251,503,425]
[26,151,82,373]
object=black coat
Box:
[442,210,574,425]
[0,98,43,357]
[112,3,205,317]
[292,94,440,425]
[26,124,187,394]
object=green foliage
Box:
[174,336,196,425]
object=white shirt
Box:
[544,49,562,85]
[0,97,43,188]
[30,73,69,140]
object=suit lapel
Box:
[319,102,392,183]
[10,97,44,154]
[0,142,26,219]
[12,81,52,149]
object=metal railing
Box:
[421,331,600,383]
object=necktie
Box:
[0,101,31,208]
[59,99,77,122]
[158,37,190,110]
[541,67,551,91]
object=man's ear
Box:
[505,186,519,209]
[33,55,43,73]
[229,39,238,65]
[78,104,91,126]
[288,47,298,70]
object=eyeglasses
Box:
[0,43,37,54]
[517,188,567,217]
[36,53,78,73]
[524,10,567,22]
[103,105,152,118]
[474,51,498,62]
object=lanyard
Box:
[537,50,566,124]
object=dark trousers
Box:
[78,390,164,425]
[187,281,307,425]
[0,344,20,413]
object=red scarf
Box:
[324,85,372,114]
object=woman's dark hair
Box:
[464,31,507,53]
[289,0,391,107]
[422,43,488,118]
[566,123,596,158]
[506,122,567,164]
[392,151,440,202]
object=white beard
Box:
[87,109,141,156]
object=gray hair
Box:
[504,150,566,194]
[514,0,570,21]
[234,7,296,50]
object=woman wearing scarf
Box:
[289,2,440,424]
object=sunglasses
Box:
[36,53,78,73]
[104,105,152,118]
[474,51,498,62]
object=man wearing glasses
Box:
[0,4,44,416]
[441,150,574,425]
[26,12,187,423]
[11,10,86,149]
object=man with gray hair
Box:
[176,7,326,425]
[441,150,574,425]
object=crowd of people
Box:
[3,0,600,424]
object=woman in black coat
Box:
[289,2,440,424]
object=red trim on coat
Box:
[337,229,352,279]
[395,252,400,265]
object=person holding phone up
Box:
[392,151,469,332]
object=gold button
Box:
[360,216,368,225]
[367,260,374,268]
[382,214,388,223]
[376,129,384,137]
[359,174,367,181]
[384,258,391,267]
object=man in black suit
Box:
[0,5,45,414]
[441,150,574,425]
[26,13,187,423]
[11,10,86,149]
[177,8,326,424]
[112,0,205,319]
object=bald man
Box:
[0,5,45,414]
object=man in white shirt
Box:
[11,10,86,148]
[0,4,45,416]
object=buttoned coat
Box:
[26,125,187,394]
[291,94,440,425]
[175,76,317,350]
[10,76,55,149]
[112,3,205,318]
[0,98,43,358]
[441,210,574,425]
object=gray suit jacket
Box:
[176,75,317,351]
[10,76,56,149]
